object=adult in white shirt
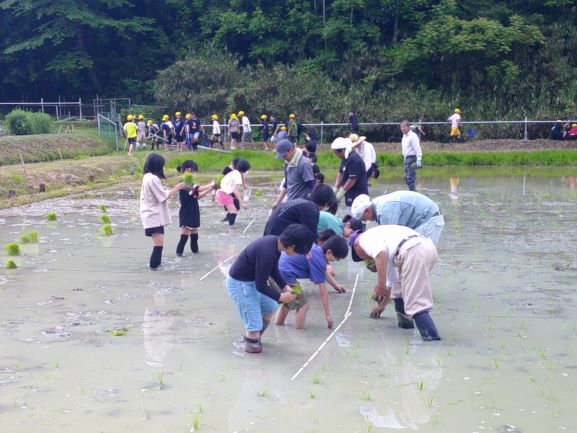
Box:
[447,108,461,141]
[349,133,377,178]
[239,110,255,149]
[400,120,422,191]
[349,225,441,341]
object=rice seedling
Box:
[4,243,20,256]
[425,395,434,407]
[254,190,264,197]
[309,390,316,399]
[360,390,372,401]
[99,204,107,213]
[5,260,17,269]
[312,375,321,385]
[155,371,164,387]
[256,390,268,397]
[492,357,501,370]
[528,375,536,384]
[191,414,201,431]
[99,214,111,224]
[417,381,424,391]
[197,404,204,413]
[100,224,113,236]
[183,172,194,186]
[108,328,128,336]
[46,212,57,221]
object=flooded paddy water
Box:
[1,171,576,433]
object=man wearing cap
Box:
[400,120,422,192]
[272,139,315,209]
[447,108,462,142]
[349,134,377,178]
[331,137,368,215]
[349,225,441,341]
[351,191,444,245]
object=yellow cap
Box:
[127,114,134,121]
[280,125,287,130]
[211,114,218,120]
[454,108,461,113]
[572,124,577,128]
[230,113,237,119]
[289,113,295,119]
[137,114,144,120]
[260,114,267,120]
[147,120,153,125]
[185,113,191,119]
[238,110,245,116]
[175,111,181,116]
[162,115,169,121]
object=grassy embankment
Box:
[1,123,577,209]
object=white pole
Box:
[199,254,236,281]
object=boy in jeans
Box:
[227,224,315,353]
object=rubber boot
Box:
[150,246,163,270]
[414,311,441,341]
[176,235,188,256]
[190,233,199,253]
[394,298,414,329]
[227,213,237,226]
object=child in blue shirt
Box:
[276,235,348,329]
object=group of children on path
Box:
[138,117,446,353]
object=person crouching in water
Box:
[175,160,216,256]
[216,159,250,226]
[227,224,315,353]
[140,153,185,270]
[275,235,349,330]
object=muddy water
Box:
[1,173,576,433]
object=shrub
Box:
[5,109,52,135]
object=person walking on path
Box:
[331,137,368,215]
[239,110,255,149]
[271,139,315,210]
[124,114,138,156]
[147,119,160,151]
[210,114,223,148]
[139,153,186,270]
[349,225,441,341]
[447,108,462,142]
[287,113,300,144]
[226,224,314,353]
[161,115,172,151]
[228,113,241,150]
[348,111,359,134]
[137,115,147,150]
[351,191,444,245]
[173,112,186,152]
[189,112,204,150]
[259,114,270,151]
[400,120,422,192]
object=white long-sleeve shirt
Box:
[401,130,422,159]
[212,120,221,135]
[242,116,251,133]
[357,140,376,171]
[139,173,171,229]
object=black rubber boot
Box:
[394,298,414,329]
[227,213,237,226]
[190,233,199,253]
[176,235,188,256]
[150,246,163,270]
[414,311,441,341]
[221,213,229,222]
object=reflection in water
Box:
[449,176,460,201]
[142,291,176,368]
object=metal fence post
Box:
[320,121,324,144]
[41,98,44,114]
[97,114,101,136]
[524,116,528,140]
[79,98,83,120]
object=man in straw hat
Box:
[349,133,377,179]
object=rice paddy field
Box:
[1,171,576,433]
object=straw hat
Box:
[349,133,366,147]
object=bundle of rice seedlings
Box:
[46,212,57,221]
[99,214,111,224]
[19,231,38,243]
[5,260,17,269]
[183,172,194,186]
[100,224,113,236]
[4,243,20,256]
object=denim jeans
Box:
[226,275,279,332]
[404,155,417,191]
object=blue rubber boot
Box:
[413,311,441,341]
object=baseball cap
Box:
[351,194,372,219]
[275,139,294,160]
[348,230,364,262]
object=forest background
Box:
[1,0,577,123]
